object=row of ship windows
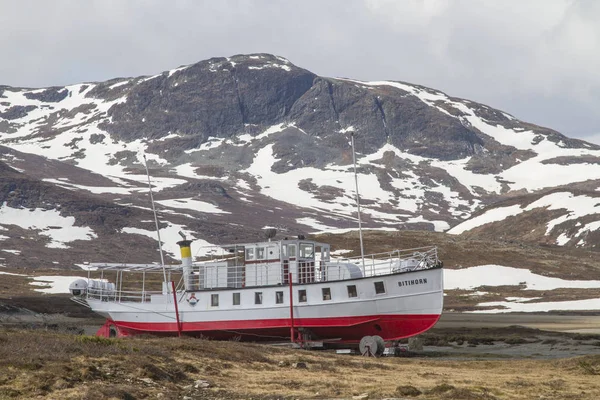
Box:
[208,281,386,307]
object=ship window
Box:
[322,287,331,301]
[374,281,386,294]
[298,289,307,303]
[245,248,255,261]
[233,292,240,305]
[255,292,263,304]
[257,247,265,260]
[289,245,296,258]
[276,291,284,304]
[347,285,357,298]
[211,294,219,307]
[300,243,314,258]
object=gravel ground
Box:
[438,312,600,334]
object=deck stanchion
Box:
[289,272,295,343]
[171,281,182,337]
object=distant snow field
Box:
[448,192,600,246]
[243,143,452,229]
[445,265,600,290]
[471,298,600,313]
[445,265,600,313]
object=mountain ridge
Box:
[2,53,600,270]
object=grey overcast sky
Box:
[1,0,599,142]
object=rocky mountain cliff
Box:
[2,53,600,269]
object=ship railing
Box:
[85,287,165,303]
[185,262,248,290]
[79,246,439,295]
[179,246,439,289]
[331,246,439,278]
[82,263,185,303]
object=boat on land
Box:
[70,233,443,347]
[69,134,443,351]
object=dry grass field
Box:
[0,328,599,400]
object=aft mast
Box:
[350,132,366,273]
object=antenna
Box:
[143,154,167,284]
[350,132,366,272]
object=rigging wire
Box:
[143,154,167,285]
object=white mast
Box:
[143,155,168,284]
[350,132,366,272]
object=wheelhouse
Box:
[192,238,331,289]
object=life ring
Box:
[187,293,198,306]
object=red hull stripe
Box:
[107,314,441,342]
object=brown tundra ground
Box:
[0,323,600,400]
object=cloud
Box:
[358,0,600,136]
[1,0,599,139]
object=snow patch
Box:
[0,271,27,276]
[121,224,217,257]
[30,275,86,294]
[168,65,190,77]
[296,217,339,233]
[155,198,230,214]
[108,80,130,90]
[448,205,522,234]
[471,298,600,313]
[0,203,97,248]
[2,249,21,254]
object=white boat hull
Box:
[90,267,443,343]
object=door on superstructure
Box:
[282,244,289,284]
[288,243,297,283]
[298,242,315,283]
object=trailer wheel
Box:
[359,336,375,356]
[372,335,385,355]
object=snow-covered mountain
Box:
[449,190,600,248]
[2,53,600,269]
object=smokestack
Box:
[177,239,193,290]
